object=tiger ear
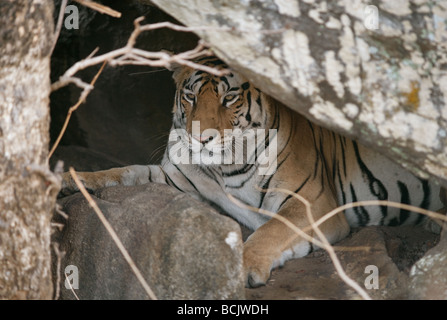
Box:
[168,61,193,84]
[159,51,184,80]
[168,61,184,76]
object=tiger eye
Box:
[184,93,195,101]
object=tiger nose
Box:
[192,134,215,144]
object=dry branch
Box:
[74,0,121,18]
[50,17,229,96]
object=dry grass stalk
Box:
[64,272,80,300]
[50,0,68,56]
[74,0,122,18]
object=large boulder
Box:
[409,232,447,299]
[53,183,245,300]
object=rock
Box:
[409,233,447,300]
[53,183,245,300]
[245,226,439,300]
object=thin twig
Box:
[74,0,121,18]
[53,243,66,300]
[137,20,289,35]
[51,15,292,92]
[69,167,158,300]
[51,222,65,232]
[50,0,68,56]
[228,194,330,249]
[313,200,447,229]
[228,194,369,252]
[55,203,69,220]
[48,61,107,160]
[64,272,80,300]
[50,18,233,95]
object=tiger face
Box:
[169,57,270,167]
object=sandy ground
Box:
[243,225,439,300]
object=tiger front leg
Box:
[59,165,151,196]
[243,195,350,288]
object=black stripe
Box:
[278,175,311,210]
[307,122,320,180]
[258,152,290,208]
[171,163,199,193]
[164,171,183,192]
[318,130,328,188]
[197,79,210,94]
[245,91,252,122]
[255,91,263,128]
[397,181,411,225]
[222,163,254,177]
[195,57,226,67]
[220,76,230,89]
[337,164,347,205]
[199,166,218,181]
[352,141,387,200]
[331,133,338,182]
[350,183,370,226]
[352,141,388,220]
[416,179,431,224]
[339,136,347,177]
[190,76,206,88]
[270,103,280,130]
[225,165,258,189]
[241,82,250,90]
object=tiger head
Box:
[168,57,274,169]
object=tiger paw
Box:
[243,245,273,288]
[245,265,271,288]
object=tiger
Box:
[61,56,444,288]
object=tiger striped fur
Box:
[61,57,443,287]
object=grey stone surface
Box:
[54,183,245,300]
[409,232,447,300]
